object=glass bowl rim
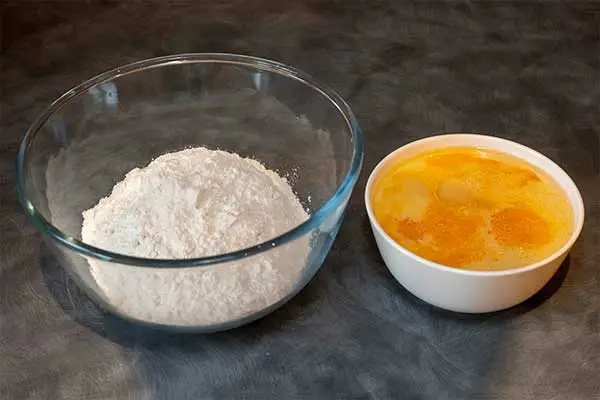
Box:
[16,53,364,268]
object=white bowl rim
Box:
[365,133,585,277]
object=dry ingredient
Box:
[81,147,309,326]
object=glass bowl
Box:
[16,53,363,332]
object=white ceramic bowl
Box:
[365,134,584,313]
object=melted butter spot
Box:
[438,180,471,203]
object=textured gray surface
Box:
[1,1,600,399]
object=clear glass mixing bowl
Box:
[16,53,363,332]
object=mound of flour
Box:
[81,147,309,326]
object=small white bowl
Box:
[365,134,584,313]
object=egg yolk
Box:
[371,146,573,270]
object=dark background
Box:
[1,1,599,399]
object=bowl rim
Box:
[16,53,363,268]
[365,133,585,277]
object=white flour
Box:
[81,147,309,326]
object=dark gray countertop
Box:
[1,1,599,399]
